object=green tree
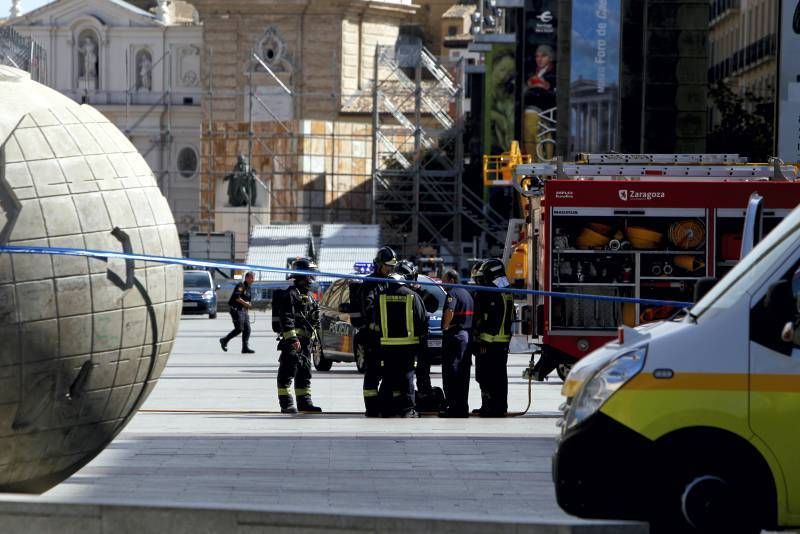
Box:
[707,82,774,162]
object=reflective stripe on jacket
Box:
[476,292,514,344]
[379,294,419,346]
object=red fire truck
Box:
[504,154,800,380]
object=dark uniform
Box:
[441,287,474,417]
[373,282,428,417]
[360,267,388,416]
[274,283,321,413]
[473,290,514,416]
[220,280,253,353]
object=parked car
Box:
[182,269,219,319]
[316,275,445,372]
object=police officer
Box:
[273,258,322,414]
[374,273,428,417]
[220,271,255,354]
[359,246,397,417]
[472,259,515,417]
[439,269,474,418]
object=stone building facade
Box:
[188,0,420,259]
[708,0,777,115]
[8,0,204,233]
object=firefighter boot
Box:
[278,389,297,414]
[297,396,322,413]
[364,395,381,417]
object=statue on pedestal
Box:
[224,154,257,207]
[78,35,98,89]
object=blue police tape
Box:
[0,245,695,308]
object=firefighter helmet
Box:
[470,261,485,285]
[478,258,506,285]
[374,246,399,267]
[395,259,418,281]
[289,257,318,280]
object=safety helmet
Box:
[388,272,406,286]
[470,260,485,284]
[395,259,418,281]
[374,246,398,267]
[478,258,506,285]
[289,257,318,280]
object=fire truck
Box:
[485,152,800,380]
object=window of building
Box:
[177,147,199,178]
[448,25,458,36]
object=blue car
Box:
[316,274,444,372]
[182,270,219,319]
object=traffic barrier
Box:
[0,244,694,308]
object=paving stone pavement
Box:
[0,314,623,528]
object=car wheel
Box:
[312,339,333,371]
[209,312,217,319]
[556,362,572,381]
[355,343,367,374]
[651,472,757,534]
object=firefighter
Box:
[472,259,514,417]
[359,246,397,417]
[374,273,428,417]
[439,269,474,418]
[274,257,322,414]
[468,261,485,415]
[394,259,441,412]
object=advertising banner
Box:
[521,0,558,160]
[569,0,621,154]
[483,43,517,157]
[777,0,800,162]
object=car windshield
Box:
[692,206,800,317]
[184,271,211,289]
[418,275,446,312]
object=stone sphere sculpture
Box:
[0,66,183,493]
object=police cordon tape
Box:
[0,244,694,308]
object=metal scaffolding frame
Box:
[198,41,382,258]
[0,25,47,82]
[371,44,466,263]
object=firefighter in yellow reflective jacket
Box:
[373,273,428,417]
[472,259,515,417]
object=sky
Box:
[1,0,52,18]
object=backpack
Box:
[271,288,287,333]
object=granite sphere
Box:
[0,66,183,493]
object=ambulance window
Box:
[750,261,800,356]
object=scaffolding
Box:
[198,39,383,260]
[0,25,47,82]
[371,44,465,262]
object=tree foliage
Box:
[707,82,774,162]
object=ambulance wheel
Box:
[652,437,774,534]
[312,341,332,372]
[354,343,367,374]
[556,363,572,381]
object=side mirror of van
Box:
[694,277,717,302]
[338,303,351,314]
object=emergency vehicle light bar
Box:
[353,262,372,274]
